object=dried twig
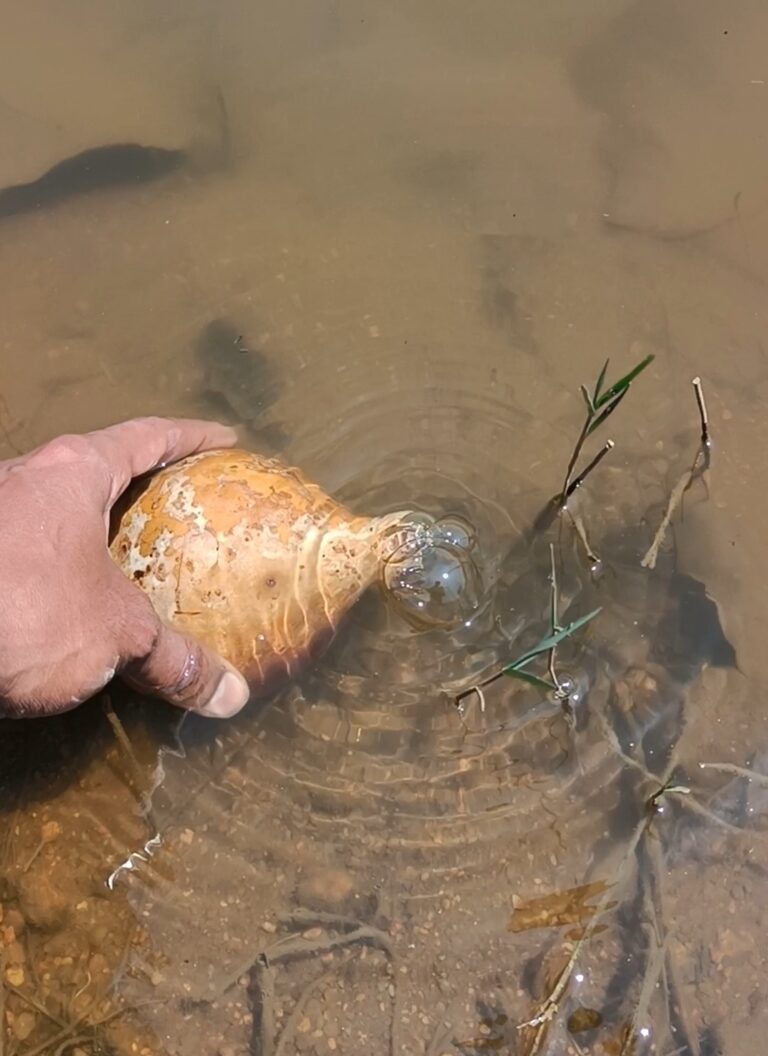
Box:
[564,440,615,501]
[642,377,712,569]
[547,544,562,693]
[516,755,683,1050]
[566,507,600,567]
[252,958,275,1056]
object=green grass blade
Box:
[529,608,602,654]
[501,608,601,675]
[503,669,558,691]
[580,384,595,414]
[594,354,654,409]
[586,386,628,435]
[592,358,610,404]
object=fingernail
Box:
[201,670,250,718]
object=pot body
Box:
[110,449,403,695]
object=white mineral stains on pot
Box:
[109,448,412,697]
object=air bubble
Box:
[382,512,483,630]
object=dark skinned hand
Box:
[0,417,251,720]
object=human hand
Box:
[0,417,251,719]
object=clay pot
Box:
[109,449,408,696]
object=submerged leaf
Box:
[508,880,613,933]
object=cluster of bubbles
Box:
[380,511,485,631]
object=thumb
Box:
[117,594,250,718]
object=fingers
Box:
[122,622,251,717]
[117,589,250,718]
[86,417,240,505]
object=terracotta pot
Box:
[110,449,408,696]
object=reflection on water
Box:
[2,2,768,1054]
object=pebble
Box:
[261,920,277,934]
[41,820,62,841]
[12,1010,35,1041]
[297,1016,312,1034]
[297,867,354,909]
[5,965,25,986]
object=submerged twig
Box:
[564,440,615,501]
[252,958,275,1056]
[566,508,600,570]
[515,744,694,1052]
[642,376,712,570]
[547,545,561,693]
[693,375,711,451]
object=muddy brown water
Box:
[3,2,768,1054]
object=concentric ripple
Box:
[147,360,691,887]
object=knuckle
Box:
[36,433,96,464]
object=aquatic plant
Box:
[456,354,656,710]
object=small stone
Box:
[297,868,354,910]
[567,1007,603,1034]
[18,864,75,928]
[5,964,25,986]
[328,1039,337,1051]
[41,821,62,841]
[89,953,111,978]
[12,1010,36,1041]
[302,927,323,941]
[4,907,24,935]
[261,920,277,934]
[297,1016,311,1034]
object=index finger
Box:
[87,416,240,505]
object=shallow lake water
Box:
[3,2,768,1054]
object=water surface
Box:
[2,3,768,1054]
